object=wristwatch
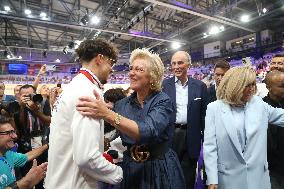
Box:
[114,113,121,127]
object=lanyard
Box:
[0,156,16,179]
[79,69,103,89]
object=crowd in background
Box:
[0,38,283,189]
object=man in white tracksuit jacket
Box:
[45,39,123,189]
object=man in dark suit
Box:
[162,51,208,189]
[263,70,284,189]
[208,60,230,103]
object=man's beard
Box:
[100,79,107,85]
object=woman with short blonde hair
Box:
[204,65,284,189]
[217,66,256,105]
[130,48,164,92]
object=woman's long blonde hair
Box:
[217,65,256,105]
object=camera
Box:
[25,94,43,103]
[0,101,20,115]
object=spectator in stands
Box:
[13,85,22,102]
[38,85,50,101]
[76,48,186,189]
[49,86,62,111]
[0,82,15,102]
[33,65,46,90]
[45,39,123,189]
[263,70,284,189]
[208,60,230,103]
[0,116,48,189]
[204,66,284,189]
[13,84,51,189]
[270,54,284,72]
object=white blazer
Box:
[45,73,123,189]
[204,96,284,189]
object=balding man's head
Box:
[171,51,191,82]
[265,70,284,101]
[171,51,191,63]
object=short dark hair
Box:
[20,84,36,93]
[76,39,118,63]
[214,60,230,71]
[0,116,13,126]
[103,88,126,103]
[273,54,284,58]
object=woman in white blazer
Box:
[204,66,284,189]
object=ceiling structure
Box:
[0,0,283,65]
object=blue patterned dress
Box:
[113,91,186,189]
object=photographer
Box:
[13,84,51,189]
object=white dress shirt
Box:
[45,70,123,189]
[175,76,188,124]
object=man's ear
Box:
[93,55,102,65]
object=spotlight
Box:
[4,6,10,12]
[7,55,11,59]
[18,56,22,59]
[55,59,61,63]
[25,9,31,15]
[80,15,89,25]
[171,42,181,49]
[203,33,208,38]
[90,16,100,25]
[219,25,225,31]
[40,12,47,18]
[209,26,219,35]
[262,8,267,14]
[240,15,250,22]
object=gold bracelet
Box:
[113,113,121,127]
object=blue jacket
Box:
[204,96,284,189]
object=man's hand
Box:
[26,101,40,112]
[19,94,40,112]
[18,159,48,189]
[208,184,218,189]
[38,64,47,76]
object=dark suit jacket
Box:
[162,76,209,158]
[208,84,217,103]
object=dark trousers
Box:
[173,128,198,189]
[270,171,284,189]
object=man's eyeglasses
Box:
[129,65,145,73]
[100,54,116,67]
[0,130,16,137]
